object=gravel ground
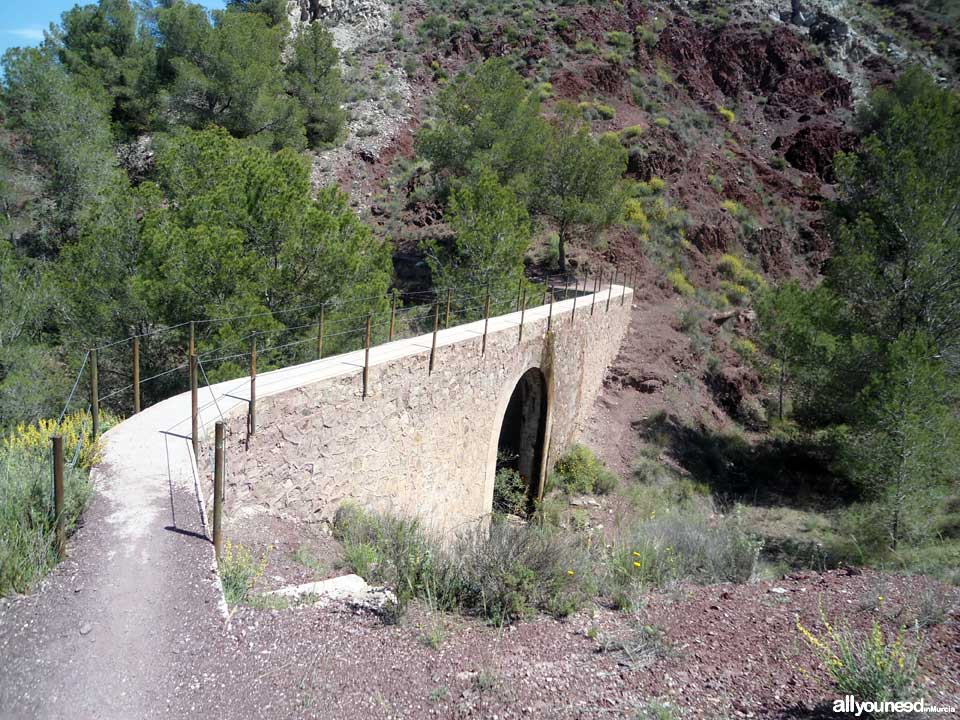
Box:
[186,568,958,719]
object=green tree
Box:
[534,103,628,272]
[1,47,121,251]
[753,68,960,554]
[286,22,345,147]
[0,241,64,426]
[157,4,306,149]
[856,333,960,547]
[140,128,391,365]
[225,0,290,26]
[754,281,843,422]
[58,0,159,136]
[828,66,960,374]
[424,168,531,319]
[416,58,546,197]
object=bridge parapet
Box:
[208,285,632,533]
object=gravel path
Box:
[0,401,225,720]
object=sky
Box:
[0,0,227,58]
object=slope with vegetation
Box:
[1,0,959,715]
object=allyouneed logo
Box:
[833,695,958,716]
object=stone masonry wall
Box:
[217,291,632,534]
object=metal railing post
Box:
[445,288,452,329]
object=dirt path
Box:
[0,405,224,720]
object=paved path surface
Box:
[0,288,627,719]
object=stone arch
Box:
[482,366,549,516]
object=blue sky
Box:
[0,0,227,58]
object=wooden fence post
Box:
[592,271,601,317]
[428,301,439,374]
[316,304,324,360]
[481,286,491,356]
[606,267,617,312]
[190,352,198,459]
[248,339,257,439]
[52,435,65,560]
[571,274,579,323]
[388,295,396,342]
[518,287,527,344]
[213,421,224,560]
[90,349,99,439]
[132,336,140,414]
[445,288,452,329]
[547,285,554,332]
[363,314,372,398]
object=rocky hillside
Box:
[289,0,957,434]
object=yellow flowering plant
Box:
[796,602,921,704]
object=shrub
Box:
[551,444,618,495]
[493,466,528,517]
[0,411,107,596]
[624,199,651,235]
[575,40,598,54]
[667,268,695,297]
[717,253,764,290]
[219,540,267,606]
[620,124,645,140]
[717,105,736,123]
[3,410,112,471]
[733,337,757,358]
[606,30,633,51]
[797,608,921,705]
[707,173,724,193]
[653,116,670,128]
[579,100,616,121]
[456,519,596,623]
[332,505,596,624]
[720,279,750,305]
[605,508,761,601]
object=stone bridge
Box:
[209,284,633,532]
[0,284,632,718]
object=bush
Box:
[0,411,106,596]
[605,508,761,603]
[332,505,597,624]
[219,540,267,606]
[717,253,764,291]
[624,199,651,235]
[493,466,528,517]
[667,268,695,297]
[717,105,736,123]
[551,444,618,495]
[797,608,921,706]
